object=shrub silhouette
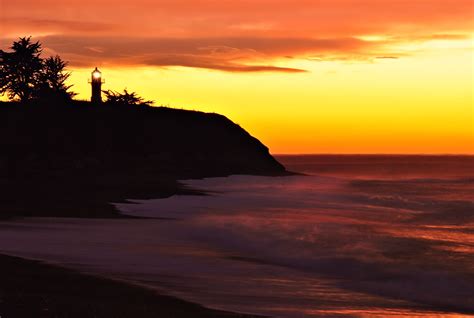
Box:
[103,89,153,106]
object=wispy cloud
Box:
[25,35,376,72]
[1,0,472,72]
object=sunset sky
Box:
[1,0,473,154]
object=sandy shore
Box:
[0,253,262,318]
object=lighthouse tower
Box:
[90,67,103,103]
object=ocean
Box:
[0,155,473,317]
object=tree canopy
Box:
[0,37,75,102]
[1,37,155,107]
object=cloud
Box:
[3,0,473,38]
[1,18,116,37]
[22,35,377,72]
[1,0,472,72]
[142,55,307,73]
[376,56,400,60]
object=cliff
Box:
[0,100,287,218]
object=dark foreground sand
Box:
[0,254,261,318]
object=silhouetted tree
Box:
[36,55,76,100]
[0,37,43,101]
[103,89,153,106]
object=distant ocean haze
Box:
[0,155,472,317]
[279,154,474,179]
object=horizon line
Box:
[272,153,474,156]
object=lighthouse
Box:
[90,67,104,103]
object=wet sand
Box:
[0,253,261,318]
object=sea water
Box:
[0,155,473,317]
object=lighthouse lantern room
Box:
[90,67,104,103]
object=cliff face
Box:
[0,100,286,217]
[0,100,285,177]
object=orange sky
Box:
[1,0,473,154]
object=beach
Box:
[0,155,473,317]
[0,253,260,318]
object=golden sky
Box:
[1,0,473,154]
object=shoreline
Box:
[1,166,473,317]
[0,173,289,317]
[0,172,292,220]
[0,253,263,318]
